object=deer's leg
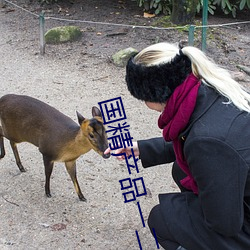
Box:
[43,155,54,198]
[0,127,5,159]
[10,141,25,172]
[65,161,86,202]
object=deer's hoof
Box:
[79,196,87,202]
[46,193,52,198]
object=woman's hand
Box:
[104,142,140,160]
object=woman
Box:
[105,42,250,250]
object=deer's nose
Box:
[103,152,110,159]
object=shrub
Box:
[136,0,250,17]
[136,0,172,15]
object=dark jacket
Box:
[138,84,250,250]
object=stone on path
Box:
[112,47,138,67]
[45,26,82,44]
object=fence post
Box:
[188,25,195,46]
[202,0,208,51]
[39,11,45,55]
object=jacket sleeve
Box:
[137,137,175,168]
[185,136,248,237]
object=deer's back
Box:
[0,94,79,147]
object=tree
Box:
[171,0,199,25]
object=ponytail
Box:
[133,42,250,112]
[182,46,250,112]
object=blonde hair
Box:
[134,42,250,113]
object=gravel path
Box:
[0,4,176,250]
[0,1,249,249]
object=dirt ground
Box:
[0,0,249,249]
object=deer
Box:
[0,94,110,201]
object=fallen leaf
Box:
[143,12,155,18]
[51,223,67,231]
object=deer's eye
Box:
[89,133,94,139]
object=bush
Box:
[136,0,250,18]
[212,0,250,17]
[136,0,172,15]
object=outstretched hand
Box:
[104,142,140,160]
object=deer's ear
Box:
[76,111,85,125]
[92,106,102,117]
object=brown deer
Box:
[0,94,110,201]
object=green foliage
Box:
[197,0,216,15]
[136,0,172,15]
[135,0,250,18]
[239,0,250,9]
[213,0,238,17]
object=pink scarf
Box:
[158,73,200,194]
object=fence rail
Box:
[3,0,250,55]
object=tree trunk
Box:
[171,0,198,25]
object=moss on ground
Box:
[45,26,82,44]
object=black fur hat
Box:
[125,52,192,103]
